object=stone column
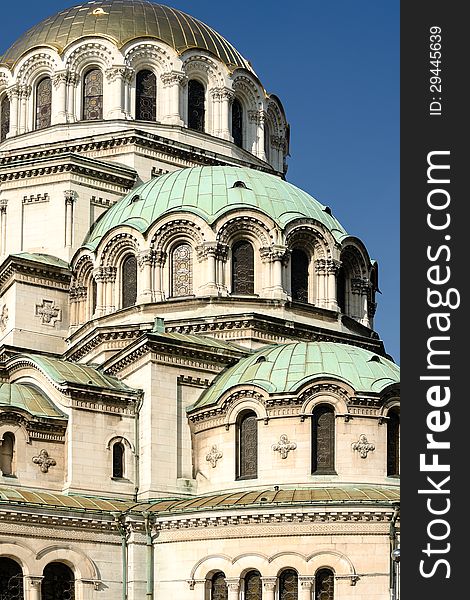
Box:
[0,199,7,256]
[225,578,240,600]
[6,85,19,137]
[153,250,166,301]
[52,70,68,124]
[351,277,370,326]
[103,266,117,314]
[326,258,341,311]
[219,88,234,140]
[138,250,155,303]
[258,109,268,161]
[261,245,288,299]
[18,84,31,134]
[299,576,315,600]
[161,71,186,125]
[261,577,277,600]
[197,242,219,295]
[64,190,77,248]
[25,576,43,600]
[93,267,105,317]
[106,66,131,119]
[314,258,327,308]
[66,71,78,122]
[216,243,229,295]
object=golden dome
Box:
[0,0,254,72]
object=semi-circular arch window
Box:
[315,568,334,600]
[279,568,299,600]
[312,404,336,474]
[211,571,228,600]
[291,248,309,302]
[0,95,10,142]
[0,431,15,476]
[35,77,52,129]
[232,98,243,148]
[232,240,254,295]
[122,254,137,308]
[188,79,205,132]
[171,243,193,297]
[387,408,400,476]
[83,69,103,121]
[244,570,262,600]
[237,410,258,479]
[42,563,75,600]
[136,69,157,121]
[0,557,23,599]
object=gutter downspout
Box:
[113,512,129,600]
[143,511,155,600]
[389,503,400,600]
[134,392,143,502]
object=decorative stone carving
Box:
[351,434,375,458]
[261,577,277,590]
[35,299,62,326]
[206,445,223,467]
[0,304,8,331]
[272,434,297,459]
[32,449,57,473]
[64,189,77,204]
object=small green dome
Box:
[83,166,348,250]
[189,342,400,411]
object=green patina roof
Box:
[83,166,348,250]
[0,382,66,419]
[189,341,400,411]
[10,252,69,269]
[12,354,137,394]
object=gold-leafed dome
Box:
[0,0,254,72]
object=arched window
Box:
[387,409,400,476]
[312,405,336,474]
[188,79,205,132]
[1,95,10,142]
[83,69,103,121]
[244,570,262,600]
[232,98,243,148]
[42,563,75,600]
[237,410,258,479]
[36,77,52,129]
[0,432,15,476]
[112,442,125,478]
[122,254,137,308]
[171,243,193,297]
[232,240,254,295]
[91,278,98,316]
[211,572,228,600]
[279,569,299,600]
[315,569,334,600]
[264,121,270,161]
[0,557,24,599]
[136,70,157,121]
[291,248,309,302]
[336,266,346,313]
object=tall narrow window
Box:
[0,558,24,600]
[315,569,334,600]
[91,278,98,316]
[211,572,228,600]
[188,80,205,131]
[0,432,15,476]
[136,70,157,121]
[232,98,243,148]
[336,266,346,313]
[237,410,258,479]
[171,243,193,297]
[264,122,270,161]
[232,240,254,295]
[279,569,299,600]
[291,248,309,302]
[36,77,52,129]
[42,563,75,600]
[122,254,137,308]
[112,442,125,478]
[244,570,262,600]
[312,405,336,474]
[83,69,103,120]
[387,409,400,476]
[0,95,10,142]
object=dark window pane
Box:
[315,569,334,600]
[337,266,346,312]
[112,443,124,478]
[245,570,262,600]
[0,558,23,600]
[0,432,14,476]
[211,572,228,600]
[1,95,10,142]
[171,243,193,297]
[232,240,254,295]
[264,122,270,160]
[312,405,335,474]
[232,98,243,148]
[36,77,52,129]
[239,412,257,478]
[279,569,298,600]
[188,80,205,131]
[122,254,137,308]
[83,69,103,120]
[136,70,157,121]
[42,563,75,600]
[387,410,400,476]
[291,248,309,302]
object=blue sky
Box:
[0,0,400,362]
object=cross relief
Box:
[35,299,62,326]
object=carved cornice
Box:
[0,411,67,443]
[0,257,71,295]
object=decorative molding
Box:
[205,445,223,468]
[351,434,375,458]
[272,434,297,459]
[32,449,57,473]
[22,193,50,204]
[35,299,62,327]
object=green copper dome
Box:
[189,342,400,411]
[83,166,348,250]
[0,0,253,72]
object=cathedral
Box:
[0,1,400,599]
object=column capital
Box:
[260,244,289,263]
[161,70,187,87]
[351,276,370,293]
[64,189,77,204]
[0,198,8,214]
[299,575,315,589]
[52,70,68,88]
[25,575,44,587]
[225,577,240,591]
[261,576,278,591]
[138,249,156,269]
